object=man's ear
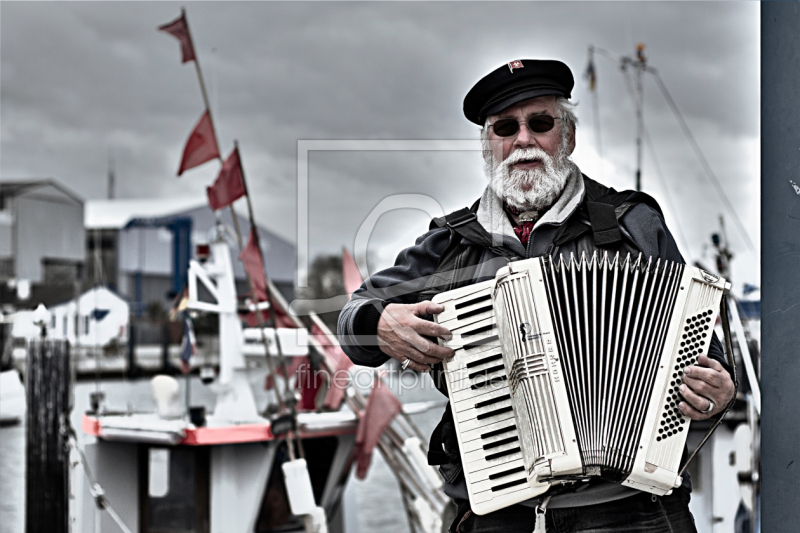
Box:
[567,124,576,155]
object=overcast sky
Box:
[1,2,760,294]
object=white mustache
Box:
[503,147,551,169]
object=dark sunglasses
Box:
[489,115,560,137]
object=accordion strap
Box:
[553,175,664,249]
[679,296,740,477]
[431,203,520,262]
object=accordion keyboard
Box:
[434,281,549,514]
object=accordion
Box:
[432,253,730,515]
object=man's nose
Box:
[513,122,534,148]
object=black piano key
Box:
[491,478,528,491]
[476,406,513,420]
[455,293,491,310]
[481,425,516,440]
[458,306,493,321]
[488,466,525,480]
[471,375,508,390]
[466,353,502,369]
[468,364,505,380]
[485,447,521,461]
[475,394,511,409]
[483,436,518,450]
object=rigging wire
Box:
[649,71,756,255]
[590,44,757,255]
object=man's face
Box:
[486,96,574,166]
[483,96,577,212]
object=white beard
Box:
[486,145,574,212]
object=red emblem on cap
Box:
[508,60,524,73]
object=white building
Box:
[48,286,129,347]
[11,286,129,347]
[0,179,85,309]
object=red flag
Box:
[309,323,353,410]
[508,60,524,73]
[354,379,402,479]
[296,360,325,411]
[207,148,246,210]
[178,111,220,176]
[158,12,196,63]
[239,230,268,300]
[264,355,307,390]
[342,248,364,298]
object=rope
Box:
[66,423,133,533]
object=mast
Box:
[621,44,647,192]
[634,44,645,192]
[107,148,115,200]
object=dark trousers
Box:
[452,489,697,533]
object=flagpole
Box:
[181,8,220,164]
[175,7,235,239]
[168,10,301,458]
[233,141,303,458]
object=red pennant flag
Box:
[207,148,246,210]
[158,12,196,63]
[342,249,364,298]
[178,111,220,176]
[239,230,268,301]
[309,323,354,410]
[354,379,402,479]
[264,355,307,390]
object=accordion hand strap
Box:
[679,296,739,477]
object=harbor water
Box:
[0,368,444,533]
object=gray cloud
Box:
[1,1,759,289]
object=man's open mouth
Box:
[513,158,542,167]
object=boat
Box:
[74,231,445,533]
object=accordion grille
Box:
[540,254,684,482]
[496,276,564,469]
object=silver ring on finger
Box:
[699,399,714,415]
[401,358,411,371]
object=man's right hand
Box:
[376,302,455,372]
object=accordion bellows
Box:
[433,253,730,515]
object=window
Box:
[42,259,82,285]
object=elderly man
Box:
[338,59,735,533]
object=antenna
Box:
[107,147,115,200]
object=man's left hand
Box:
[678,354,736,420]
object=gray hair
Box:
[480,96,578,167]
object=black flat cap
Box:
[463,59,574,125]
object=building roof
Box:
[87,198,296,283]
[85,197,207,229]
[0,179,84,205]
